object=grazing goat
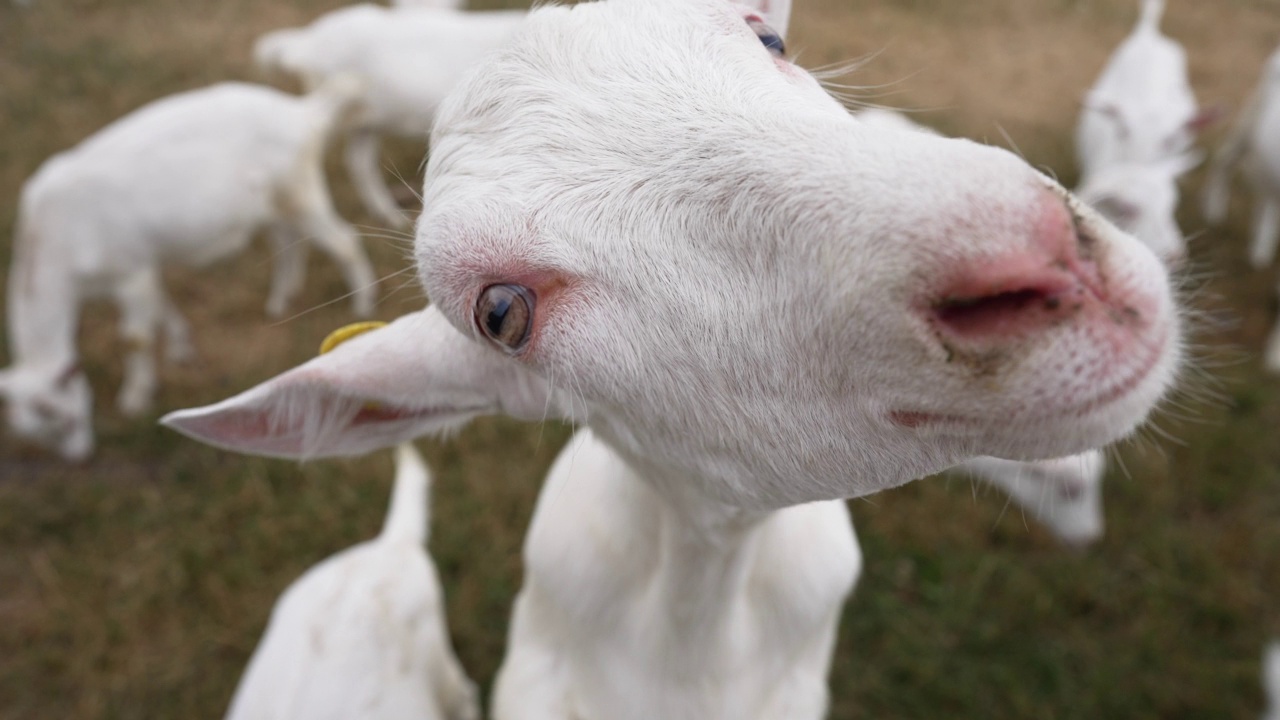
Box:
[951,451,1107,549]
[164,0,1183,716]
[1,81,377,460]
[254,4,525,230]
[225,443,478,720]
[1074,0,1215,266]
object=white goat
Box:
[1203,48,1280,269]
[254,4,526,230]
[1073,0,1215,266]
[1,81,377,460]
[1076,0,1215,176]
[1264,642,1280,720]
[950,451,1107,549]
[225,443,478,720]
[164,0,1183,716]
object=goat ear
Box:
[160,307,555,460]
[737,0,791,39]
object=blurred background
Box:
[2,0,1279,717]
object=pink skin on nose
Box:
[927,191,1115,346]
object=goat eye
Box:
[746,17,785,58]
[476,284,535,352]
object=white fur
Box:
[166,0,1181,716]
[1200,49,1280,373]
[392,0,465,9]
[1076,0,1209,175]
[1075,155,1199,267]
[1203,49,1280,269]
[254,4,526,229]
[1,80,377,460]
[861,107,1193,267]
[224,444,478,720]
[951,451,1107,548]
[1263,642,1280,720]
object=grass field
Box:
[2,0,1280,717]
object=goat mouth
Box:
[888,327,1170,431]
[1066,327,1170,418]
[887,410,976,429]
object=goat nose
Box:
[927,191,1105,347]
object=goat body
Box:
[2,81,376,460]
[255,4,525,229]
[225,444,478,720]
[1073,0,1211,266]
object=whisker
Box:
[270,266,416,326]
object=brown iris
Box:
[475,284,535,352]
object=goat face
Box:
[411,0,1181,508]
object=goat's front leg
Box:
[285,163,377,318]
[344,128,409,230]
[114,269,164,416]
[265,222,310,318]
[160,292,196,364]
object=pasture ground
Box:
[2,0,1280,717]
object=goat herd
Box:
[3,0,1279,716]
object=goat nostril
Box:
[931,286,1069,341]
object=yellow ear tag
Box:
[319,321,388,356]
[318,321,390,415]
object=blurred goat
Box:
[254,4,525,229]
[225,444,478,720]
[1,80,376,460]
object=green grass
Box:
[2,0,1280,718]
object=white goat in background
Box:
[254,4,526,230]
[950,452,1107,549]
[1201,48,1280,373]
[1074,0,1219,266]
[164,0,1183,716]
[1,80,377,461]
[1203,48,1280,269]
[1076,0,1215,176]
[225,443,478,720]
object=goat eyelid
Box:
[744,16,785,58]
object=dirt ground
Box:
[2,0,1280,718]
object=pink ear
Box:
[161,307,556,459]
